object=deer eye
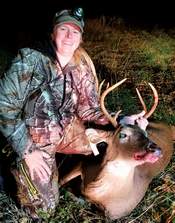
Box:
[119,132,127,139]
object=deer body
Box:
[60,122,173,219]
[59,80,173,219]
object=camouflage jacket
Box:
[0,48,105,158]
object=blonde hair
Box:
[73,47,99,91]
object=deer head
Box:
[91,79,162,165]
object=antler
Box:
[98,80,108,98]
[100,78,127,127]
[136,83,158,119]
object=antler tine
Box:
[114,110,123,122]
[144,83,158,119]
[98,79,105,97]
[98,80,110,97]
[136,87,147,113]
[136,83,158,119]
[100,78,127,127]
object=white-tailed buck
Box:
[59,79,173,220]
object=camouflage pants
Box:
[12,146,59,219]
[10,118,94,219]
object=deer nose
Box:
[147,140,162,156]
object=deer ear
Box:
[85,128,99,136]
[85,129,107,142]
[85,128,107,156]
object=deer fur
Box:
[58,80,174,219]
[59,121,173,220]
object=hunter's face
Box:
[52,23,82,56]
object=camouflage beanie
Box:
[53,8,84,33]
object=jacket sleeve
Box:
[76,62,109,125]
[0,48,43,159]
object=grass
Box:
[0,156,175,222]
[0,17,175,222]
[83,18,175,124]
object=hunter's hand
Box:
[24,150,51,182]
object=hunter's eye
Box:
[119,132,127,139]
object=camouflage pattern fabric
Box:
[0,47,106,218]
[12,154,59,219]
[0,47,105,158]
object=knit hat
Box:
[53,8,85,33]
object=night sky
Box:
[0,0,174,51]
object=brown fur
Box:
[59,121,173,220]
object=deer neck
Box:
[84,159,136,204]
[105,159,135,181]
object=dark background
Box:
[0,0,174,52]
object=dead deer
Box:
[59,79,173,220]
